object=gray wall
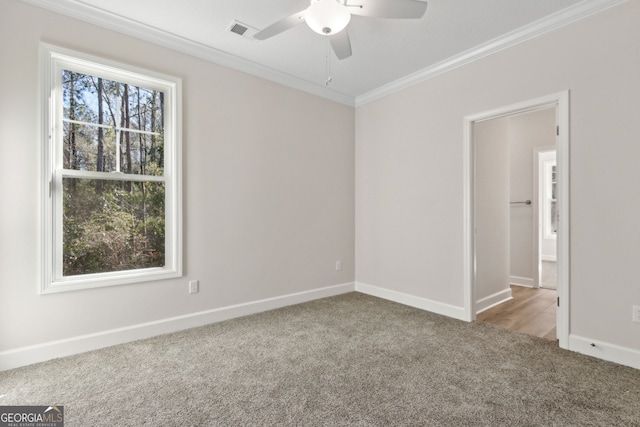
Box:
[0,1,355,354]
[509,108,556,284]
[356,1,640,353]
[474,117,511,302]
[2,0,639,370]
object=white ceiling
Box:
[25,0,620,105]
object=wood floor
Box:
[477,285,557,341]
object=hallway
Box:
[477,285,557,341]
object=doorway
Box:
[462,91,570,349]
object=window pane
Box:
[63,178,165,276]
[63,122,116,172]
[119,131,164,176]
[62,70,116,127]
[62,70,164,134]
[46,46,181,292]
[551,165,557,199]
[127,87,164,133]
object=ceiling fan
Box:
[254,0,428,60]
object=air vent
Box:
[230,23,248,36]
[228,20,259,40]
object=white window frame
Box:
[40,43,182,294]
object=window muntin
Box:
[42,44,182,293]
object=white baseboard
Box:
[510,275,535,287]
[569,335,640,371]
[475,288,512,314]
[355,282,466,321]
[0,282,355,372]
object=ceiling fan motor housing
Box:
[305,0,351,35]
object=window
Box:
[542,160,557,239]
[41,44,182,293]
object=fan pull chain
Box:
[325,38,333,86]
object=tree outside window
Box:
[42,45,181,293]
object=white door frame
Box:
[462,91,570,349]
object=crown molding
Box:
[355,0,629,107]
[21,0,628,109]
[19,0,356,107]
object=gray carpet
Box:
[1,292,639,426]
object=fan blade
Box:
[349,0,427,19]
[329,30,352,60]
[254,10,307,40]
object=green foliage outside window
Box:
[62,70,166,276]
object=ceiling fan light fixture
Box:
[305,0,351,35]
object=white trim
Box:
[20,0,626,108]
[39,43,183,294]
[556,92,570,349]
[20,0,354,107]
[8,281,638,373]
[462,112,475,322]
[541,255,557,262]
[475,288,513,314]
[569,335,640,371]
[0,282,356,371]
[463,91,570,349]
[355,0,628,106]
[355,282,466,321]
[509,276,535,288]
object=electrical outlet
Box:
[189,280,199,294]
[633,305,640,323]
[335,261,342,271]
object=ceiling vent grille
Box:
[228,20,259,40]
[230,23,248,36]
